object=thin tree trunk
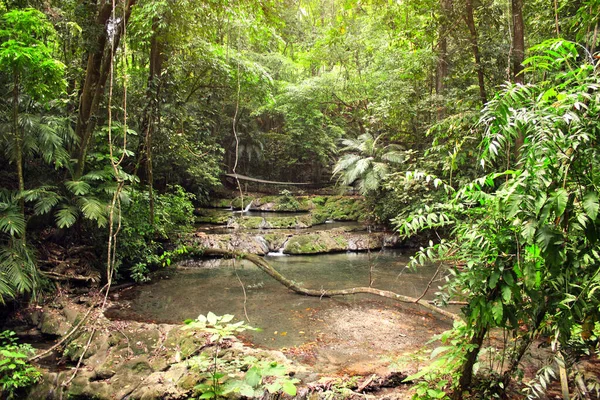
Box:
[464,0,487,104]
[13,69,25,238]
[512,0,525,157]
[198,248,462,321]
[435,0,452,120]
[502,305,547,387]
[136,19,164,225]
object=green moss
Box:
[311,196,327,206]
[209,198,234,208]
[263,214,313,228]
[333,234,348,247]
[196,209,230,224]
[231,196,256,209]
[237,216,264,229]
[284,232,347,254]
[314,196,366,221]
[285,234,329,254]
[310,210,328,225]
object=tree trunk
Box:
[454,325,488,399]
[435,0,453,120]
[512,0,525,156]
[13,69,25,238]
[136,19,164,224]
[74,0,137,179]
[464,0,487,104]
[502,304,547,387]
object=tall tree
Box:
[464,0,487,104]
[512,0,525,155]
[436,0,453,120]
[73,0,136,179]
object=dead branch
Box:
[199,248,462,321]
[41,271,99,282]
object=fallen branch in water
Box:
[198,248,462,321]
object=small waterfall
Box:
[233,200,253,215]
[267,237,290,257]
[267,247,287,257]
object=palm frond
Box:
[381,150,406,164]
[345,157,373,185]
[76,196,108,227]
[65,180,91,196]
[0,202,26,237]
[332,154,361,176]
[0,242,38,295]
[55,204,78,229]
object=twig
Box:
[232,259,250,323]
[414,263,442,303]
[28,304,95,362]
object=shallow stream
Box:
[107,251,453,374]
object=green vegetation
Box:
[184,313,298,399]
[0,0,599,398]
[0,331,40,398]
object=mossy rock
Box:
[208,198,234,208]
[252,195,314,212]
[263,233,288,250]
[195,209,230,225]
[316,196,367,221]
[284,233,347,254]
[310,210,329,225]
[233,216,264,229]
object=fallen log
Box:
[198,248,461,321]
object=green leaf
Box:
[207,312,217,325]
[245,366,262,387]
[0,204,26,236]
[553,188,568,217]
[282,380,297,396]
[492,302,503,324]
[501,285,512,303]
[76,197,107,227]
[583,192,599,221]
[489,271,500,289]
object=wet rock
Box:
[39,309,72,337]
[189,230,400,256]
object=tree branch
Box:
[198,248,462,321]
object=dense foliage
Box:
[0,0,599,398]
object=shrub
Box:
[119,185,195,281]
[0,331,41,399]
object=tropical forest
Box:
[0,0,599,398]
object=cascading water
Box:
[266,237,290,256]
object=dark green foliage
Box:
[120,185,195,282]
